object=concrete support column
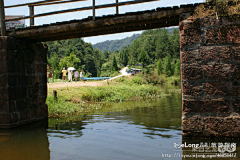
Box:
[180,17,240,138]
[0,37,48,128]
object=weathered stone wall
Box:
[0,36,48,128]
[180,17,240,138]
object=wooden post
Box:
[53,90,57,102]
[52,64,54,82]
[116,0,119,14]
[0,0,6,36]
[29,5,34,26]
[92,0,95,20]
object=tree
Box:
[157,59,163,75]
[120,49,128,66]
[112,56,118,72]
[163,57,172,77]
[84,54,97,77]
[130,39,140,64]
[59,53,81,69]
[174,59,180,76]
[48,52,59,80]
[138,49,148,67]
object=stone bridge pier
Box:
[0,37,48,128]
[180,17,240,138]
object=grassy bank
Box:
[115,74,181,85]
[47,82,176,117]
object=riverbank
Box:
[47,81,180,118]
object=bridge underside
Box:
[8,4,201,42]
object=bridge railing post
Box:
[116,0,119,14]
[0,0,6,36]
[92,0,95,20]
[29,5,34,26]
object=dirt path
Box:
[48,67,130,89]
[47,81,107,89]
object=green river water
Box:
[0,85,239,160]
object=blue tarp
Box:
[82,77,111,80]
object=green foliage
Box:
[157,59,163,75]
[81,84,161,102]
[59,53,81,69]
[119,49,129,66]
[174,59,180,76]
[112,56,118,72]
[84,54,97,77]
[138,49,148,67]
[47,94,103,117]
[163,57,172,77]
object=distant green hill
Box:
[93,27,178,52]
[93,34,140,52]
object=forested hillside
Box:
[93,34,140,52]
[46,27,180,81]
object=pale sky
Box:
[4,0,205,44]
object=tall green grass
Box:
[47,94,103,117]
[81,84,162,102]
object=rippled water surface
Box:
[0,85,239,160]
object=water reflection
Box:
[0,120,50,160]
[4,84,240,160]
[46,89,183,160]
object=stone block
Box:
[204,117,235,135]
[233,99,240,113]
[0,100,9,113]
[180,49,200,64]
[181,64,203,80]
[230,64,240,80]
[203,82,231,96]
[0,49,7,61]
[0,87,8,101]
[199,17,223,28]
[182,81,203,97]
[183,99,230,113]
[0,62,7,74]
[9,112,20,123]
[0,37,8,49]
[179,18,200,30]
[0,74,8,88]
[203,64,230,81]
[199,46,233,64]
[182,116,204,133]
[232,46,240,61]
[205,27,228,45]
[20,111,31,121]
[232,85,240,97]
[15,99,27,111]
[0,113,10,124]
[226,26,240,44]
[180,28,202,48]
